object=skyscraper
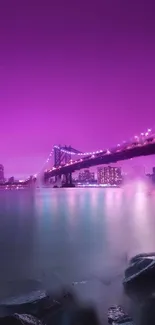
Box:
[0,164,4,183]
[97,167,104,184]
[97,166,122,185]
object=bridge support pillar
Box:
[69,172,72,185]
[55,175,61,182]
[55,174,61,183]
[62,173,75,187]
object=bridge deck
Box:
[45,141,155,178]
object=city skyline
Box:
[1,1,155,177]
[1,160,155,185]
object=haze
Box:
[0,1,155,178]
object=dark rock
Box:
[123,253,155,286]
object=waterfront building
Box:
[97,166,122,185]
[78,170,95,183]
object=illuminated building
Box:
[78,170,95,183]
[78,171,84,182]
[90,172,95,182]
[0,164,4,183]
[97,166,122,185]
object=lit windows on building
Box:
[78,170,95,183]
[97,166,122,185]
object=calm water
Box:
[0,183,155,320]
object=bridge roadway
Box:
[45,141,155,178]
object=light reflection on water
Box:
[0,183,155,317]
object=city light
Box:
[37,124,155,180]
[97,166,122,186]
[1,123,154,187]
[77,183,117,187]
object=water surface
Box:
[0,184,155,320]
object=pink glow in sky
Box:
[0,1,155,178]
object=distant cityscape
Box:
[49,165,155,187]
[0,164,21,185]
[1,130,155,189]
[0,164,33,188]
[74,166,123,186]
[1,163,155,188]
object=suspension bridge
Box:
[43,134,155,186]
[2,128,155,188]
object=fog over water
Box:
[0,181,155,321]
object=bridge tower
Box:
[53,145,72,183]
[54,145,71,167]
[53,145,81,186]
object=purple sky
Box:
[0,1,155,178]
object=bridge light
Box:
[145,132,148,136]
[141,133,144,136]
[148,128,151,132]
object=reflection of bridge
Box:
[44,134,155,186]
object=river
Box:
[0,182,155,322]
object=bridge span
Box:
[44,139,155,183]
